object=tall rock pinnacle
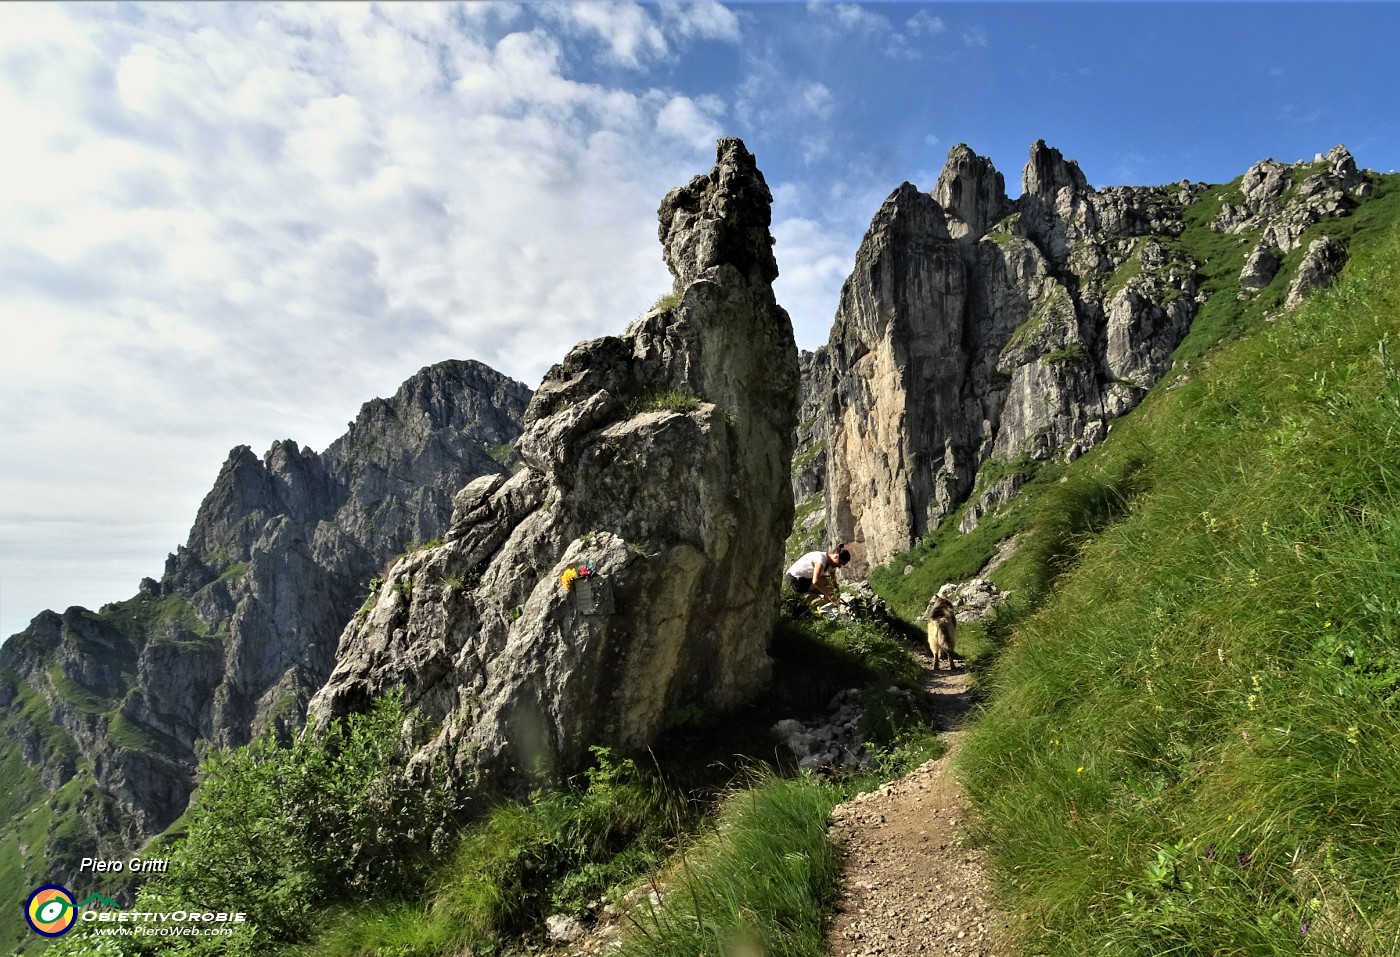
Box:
[310,138,800,795]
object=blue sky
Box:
[2,1,1398,641]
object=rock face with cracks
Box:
[310,139,799,796]
[810,140,1377,572]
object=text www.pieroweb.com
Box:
[81,910,248,938]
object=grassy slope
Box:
[955,192,1400,954]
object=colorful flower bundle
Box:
[559,562,596,591]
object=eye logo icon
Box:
[25,885,77,937]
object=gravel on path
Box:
[824,666,1013,957]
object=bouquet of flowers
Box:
[559,562,595,591]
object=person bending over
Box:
[785,545,851,605]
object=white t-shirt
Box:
[786,550,831,580]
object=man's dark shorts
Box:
[786,574,812,594]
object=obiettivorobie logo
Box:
[24,883,248,940]
[24,885,79,938]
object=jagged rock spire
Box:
[310,139,799,796]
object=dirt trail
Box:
[824,663,1012,957]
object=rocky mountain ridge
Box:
[0,358,529,891]
[800,141,1374,571]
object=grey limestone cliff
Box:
[310,138,799,796]
[810,141,1375,571]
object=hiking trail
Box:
[824,660,1012,957]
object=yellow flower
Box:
[560,567,579,590]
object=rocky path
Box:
[824,665,1011,957]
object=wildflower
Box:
[1262,521,1270,535]
[1347,725,1360,745]
[1247,694,1258,711]
[1204,846,1217,860]
[1301,922,1310,935]
[1237,852,1253,871]
[1324,619,1333,628]
[1217,647,1226,664]
[1252,674,1262,691]
[1248,569,1260,587]
[1076,766,1085,773]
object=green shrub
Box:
[303,747,680,957]
[131,692,455,945]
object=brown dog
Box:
[926,595,958,671]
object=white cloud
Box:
[801,82,835,119]
[657,94,726,150]
[543,1,670,68]
[906,10,947,37]
[772,213,862,348]
[736,62,836,131]
[799,133,831,165]
[659,0,741,42]
[830,3,890,34]
[805,1,931,60]
[0,1,755,639]
[884,34,921,61]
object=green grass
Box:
[785,494,827,562]
[47,662,117,715]
[793,438,826,471]
[216,561,248,582]
[614,775,845,957]
[1043,342,1089,365]
[106,712,180,757]
[483,441,516,468]
[0,781,53,955]
[99,592,209,643]
[630,388,704,416]
[956,211,1400,955]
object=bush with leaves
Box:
[134,692,455,944]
